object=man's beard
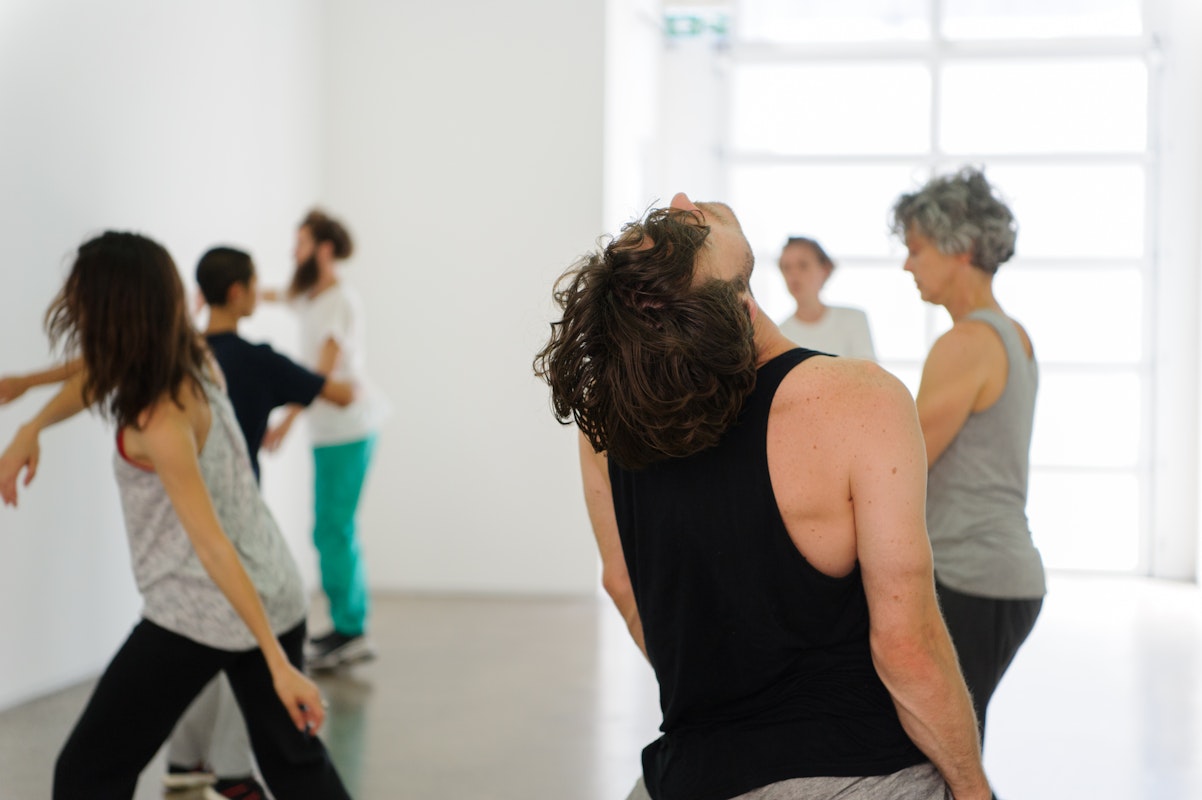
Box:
[291,254,320,295]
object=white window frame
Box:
[658,0,1202,578]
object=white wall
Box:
[1150,0,1202,579]
[1158,0,1202,583]
[658,31,726,201]
[319,1,604,594]
[0,0,611,710]
[0,0,326,710]
[605,0,665,229]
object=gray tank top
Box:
[926,309,1046,599]
[113,379,306,650]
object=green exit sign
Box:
[665,13,730,39]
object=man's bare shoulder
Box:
[774,355,914,423]
[766,355,922,577]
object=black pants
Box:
[54,619,350,800]
[935,581,1042,743]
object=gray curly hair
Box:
[890,167,1017,275]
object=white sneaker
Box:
[163,765,216,791]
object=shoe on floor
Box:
[163,763,215,790]
[204,776,268,799]
[304,630,340,658]
[306,631,376,671]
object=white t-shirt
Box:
[292,282,388,445]
[778,306,876,361]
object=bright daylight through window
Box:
[717,0,1151,572]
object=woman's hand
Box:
[272,663,327,735]
[0,425,40,507]
[0,373,88,507]
[0,375,30,405]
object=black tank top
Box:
[609,349,926,800]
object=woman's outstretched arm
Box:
[0,357,84,405]
[0,371,88,506]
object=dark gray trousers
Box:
[935,580,1043,741]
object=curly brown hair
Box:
[534,207,758,470]
[46,231,209,430]
[302,208,354,259]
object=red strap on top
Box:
[116,429,155,473]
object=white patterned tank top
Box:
[112,378,306,650]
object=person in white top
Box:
[776,236,876,361]
[264,209,385,671]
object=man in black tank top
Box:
[536,195,993,800]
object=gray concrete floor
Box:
[0,575,1199,799]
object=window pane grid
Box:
[727,37,1157,62]
[726,2,1155,575]
[728,152,1152,165]
[1033,464,1145,476]
[721,38,1153,59]
[940,0,1143,40]
[755,253,1146,270]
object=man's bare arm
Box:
[848,365,991,800]
[264,337,343,451]
[319,378,356,406]
[578,431,647,659]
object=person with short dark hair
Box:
[536,193,993,800]
[891,167,1045,743]
[160,245,357,796]
[197,245,355,479]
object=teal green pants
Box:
[312,435,376,636]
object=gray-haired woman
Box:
[892,167,1046,743]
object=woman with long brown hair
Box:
[0,231,350,799]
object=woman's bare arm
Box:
[132,401,325,734]
[0,371,88,506]
[0,357,85,405]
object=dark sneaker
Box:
[206,776,268,799]
[163,762,215,790]
[306,631,376,671]
[304,631,340,658]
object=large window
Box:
[714,0,1155,572]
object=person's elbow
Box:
[869,616,943,689]
[321,379,357,407]
[601,564,636,612]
